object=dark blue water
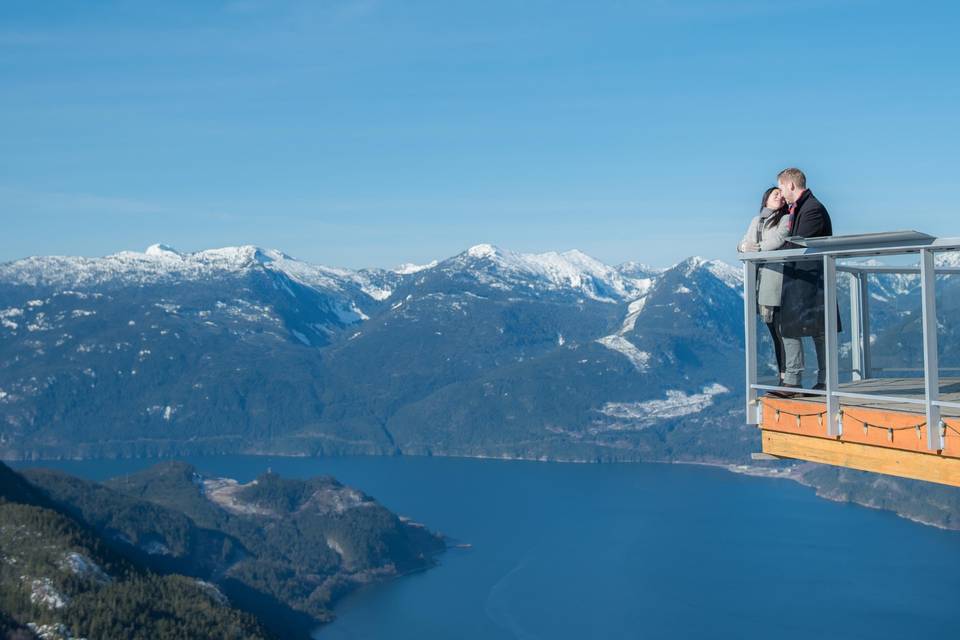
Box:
[16,456,960,639]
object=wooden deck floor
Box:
[834,377,960,416]
[760,376,960,416]
[757,377,960,486]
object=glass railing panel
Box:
[855,254,923,383]
[934,249,960,418]
[753,306,782,389]
[745,257,799,392]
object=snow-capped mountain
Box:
[0,242,679,304]
[593,256,745,380]
[415,243,657,303]
[0,242,753,462]
[0,241,949,464]
[0,243,395,302]
[615,260,664,280]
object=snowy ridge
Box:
[616,261,665,279]
[938,250,960,267]
[840,253,960,300]
[0,244,393,301]
[445,244,657,302]
[675,256,743,291]
[256,251,394,301]
[1,243,741,309]
[393,260,439,275]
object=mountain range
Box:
[1,243,958,528]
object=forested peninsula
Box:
[0,461,445,639]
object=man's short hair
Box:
[777,167,807,189]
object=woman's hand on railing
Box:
[739,240,760,253]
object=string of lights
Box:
[765,399,960,442]
[840,410,926,432]
[770,408,827,419]
[770,408,827,429]
[840,410,927,442]
[942,420,960,436]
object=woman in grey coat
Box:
[737,187,792,382]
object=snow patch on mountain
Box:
[203,477,277,517]
[394,260,439,275]
[143,540,172,555]
[0,308,22,330]
[614,297,649,336]
[195,580,229,606]
[61,552,111,584]
[596,335,651,371]
[28,577,68,609]
[595,383,730,431]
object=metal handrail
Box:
[740,236,960,264]
[837,265,960,275]
[869,367,960,372]
[741,234,960,452]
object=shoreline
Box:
[6,450,956,533]
[669,459,955,531]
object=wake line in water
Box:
[483,555,541,640]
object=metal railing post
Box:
[824,256,841,436]
[859,272,872,379]
[744,261,759,425]
[849,272,864,381]
[919,248,943,450]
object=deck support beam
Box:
[859,272,872,380]
[744,261,759,425]
[848,272,872,381]
[761,429,960,487]
[824,256,841,437]
[920,248,943,451]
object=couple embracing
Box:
[737,168,834,398]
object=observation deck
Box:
[740,232,960,486]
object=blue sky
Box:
[2,0,958,269]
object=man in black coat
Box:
[775,167,833,395]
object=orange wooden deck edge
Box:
[759,396,960,459]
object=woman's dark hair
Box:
[760,186,789,227]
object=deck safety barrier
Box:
[740,232,960,452]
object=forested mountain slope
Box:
[1,461,445,639]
